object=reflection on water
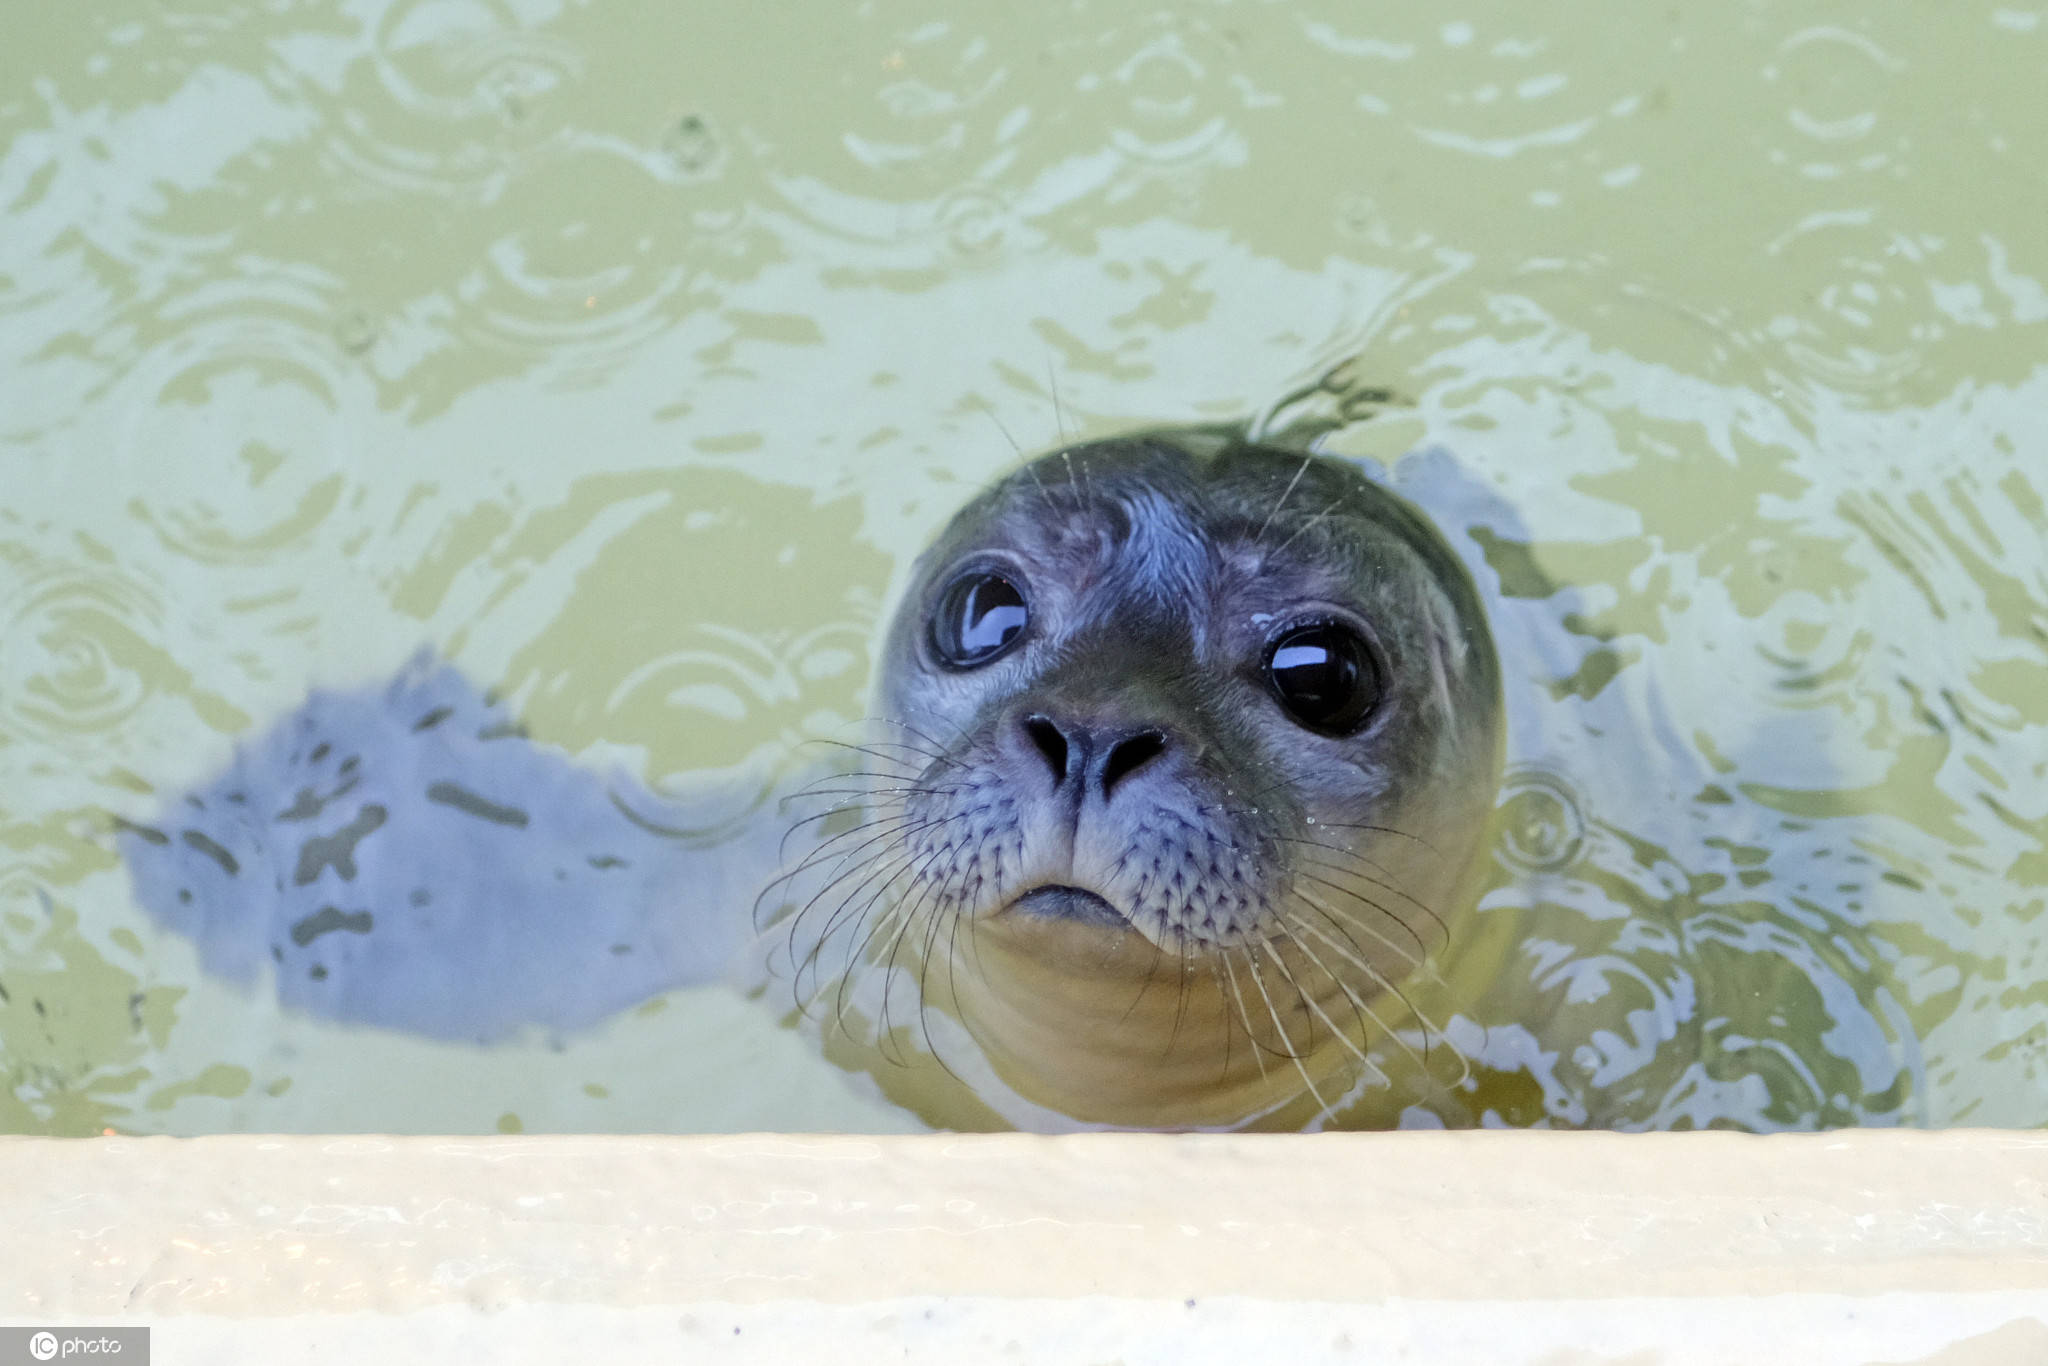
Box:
[1,0,2043,1133]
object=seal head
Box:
[789,428,1503,1129]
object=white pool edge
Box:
[6,1130,2048,1364]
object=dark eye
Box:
[930,571,1029,668]
[1265,621,1380,735]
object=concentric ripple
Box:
[318,0,588,199]
[116,273,357,565]
[0,565,163,747]
[1495,766,1589,875]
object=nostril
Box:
[1023,714,1069,782]
[1099,729,1167,798]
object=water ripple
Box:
[317,0,587,199]
[0,563,162,747]
[115,272,356,564]
[4,0,2044,1136]
[1495,766,1589,875]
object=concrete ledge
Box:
[5,1131,2047,1363]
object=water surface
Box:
[2,0,2044,1133]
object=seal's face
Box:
[787,432,1502,1129]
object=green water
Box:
[1,1,2043,1133]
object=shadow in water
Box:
[117,654,759,1043]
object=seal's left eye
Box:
[931,571,1029,668]
[1266,621,1380,735]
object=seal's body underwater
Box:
[123,427,1503,1131]
[773,428,1503,1128]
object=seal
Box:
[120,424,1503,1132]
[767,426,1504,1130]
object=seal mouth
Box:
[1006,884,1126,930]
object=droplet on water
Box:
[1496,769,1587,874]
[336,309,377,357]
[665,115,720,176]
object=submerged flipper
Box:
[119,655,760,1042]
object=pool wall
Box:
[5,1130,2047,1363]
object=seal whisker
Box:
[870,833,968,987]
[997,428,1069,519]
[825,896,907,1051]
[1243,946,1332,1115]
[912,860,983,1080]
[873,844,968,1063]
[788,847,921,1016]
[778,812,973,995]
[1253,452,1316,549]
[1113,929,1174,1028]
[960,880,995,990]
[779,783,961,824]
[768,810,920,889]
[1159,929,1197,1059]
[1266,930,1373,1056]
[868,714,980,762]
[1200,953,1241,1084]
[777,780,920,820]
[1286,859,1444,956]
[777,792,875,829]
[1279,908,1437,1077]
[1275,831,1432,896]
[1265,494,1345,561]
[799,750,952,793]
[1239,945,1314,1062]
[1047,359,1070,445]
[1017,458,1061,515]
[800,755,947,785]
[936,873,974,1017]
[1298,820,1446,859]
[761,812,918,920]
[1286,888,1402,992]
[846,736,963,769]
[1287,868,1430,965]
[1268,936,1326,1055]
[1217,950,1272,1079]
[975,398,1025,458]
[787,794,957,864]
[956,851,996,988]
[1265,925,1394,1090]
[794,737,948,776]
[781,781,968,809]
[759,808,953,914]
[795,848,916,1002]
[1284,895,1414,1013]
[792,812,965,943]
[1284,903,1469,1088]
[1285,851,1438,938]
[917,886,986,1094]
[852,745,955,778]
[850,907,916,1064]
[833,843,954,1049]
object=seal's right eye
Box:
[1265,620,1381,735]
[930,571,1029,668]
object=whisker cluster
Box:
[757,737,1470,1126]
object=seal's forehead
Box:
[961,437,1386,591]
[964,471,1211,606]
[1096,485,1210,602]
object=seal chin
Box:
[1006,884,1126,930]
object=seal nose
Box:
[1020,714,1170,800]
